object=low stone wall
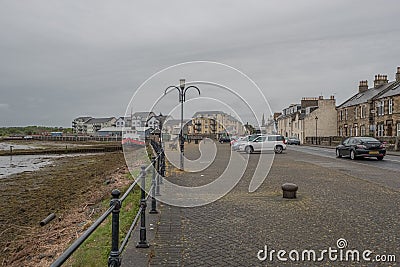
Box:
[305,136,343,147]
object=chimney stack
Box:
[330,95,335,100]
[396,67,400,82]
[359,80,368,93]
[374,74,388,88]
[318,95,323,100]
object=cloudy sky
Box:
[1,0,399,127]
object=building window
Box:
[339,127,343,136]
[360,125,366,136]
[377,124,385,137]
[382,100,385,116]
[340,110,343,121]
[360,105,366,119]
[345,109,348,120]
[376,102,380,116]
[354,125,358,136]
[349,127,353,136]
[389,99,393,114]
[354,107,358,119]
[397,123,400,137]
[377,100,385,116]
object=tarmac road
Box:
[288,145,400,190]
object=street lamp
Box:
[165,79,200,170]
[315,116,318,145]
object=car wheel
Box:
[274,146,283,154]
[336,149,342,158]
[245,146,253,154]
[350,150,356,160]
[377,156,384,161]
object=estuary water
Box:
[0,142,39,151]
[0,155,57,178]
[0,153,97,178]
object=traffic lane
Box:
[285,148,400,190]
[288,145,400,172]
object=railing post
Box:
[137,165,150,248]
[150,157,158,214]
[159,150,165,184]
[108,189,121,267]
[155,155,161,196]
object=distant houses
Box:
[276,96,337,143]
[131,112,156,128]
[72,113,170,138]
[72,117,116,134]
[71,110,245,141]
[189,111,246,137]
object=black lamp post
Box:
[165,79,200,170]
[315,116,318,145]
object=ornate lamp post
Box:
[165,79,200,170]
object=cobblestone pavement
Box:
[122,143,400,266]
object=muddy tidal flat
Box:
[0,152,131,266]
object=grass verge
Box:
[66,174,142,267]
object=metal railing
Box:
[31,135,123,142]
[50,151,165,267]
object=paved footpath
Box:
[122,144,400,266]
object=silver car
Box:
[231,134,261,151]
[239,135,287,154]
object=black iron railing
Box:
[50,152,165,267]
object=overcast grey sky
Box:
[1,0,399,127]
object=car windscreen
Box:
[358,137,379,143]
[249,135,259,141]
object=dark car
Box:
[287,137,300,145]
[218,136,231,143]
[336,137,386,160]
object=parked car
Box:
[231,134,262,151]
[218,136,231,143]
[287,137,300,145]
[335,137,386,160]
[239,135,286,154]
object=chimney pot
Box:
[396,66,400,82]
[359,80,368,93]
[374,74,388,88]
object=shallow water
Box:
[0,155,59,177]
[0,153,97,178]
[0,142,39,151]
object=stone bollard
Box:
[282,183,298,199]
